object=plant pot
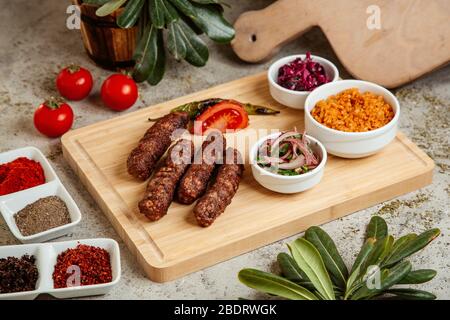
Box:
[72,0,138,70]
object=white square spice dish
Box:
[0,238,121,300]
[0,146,81,243]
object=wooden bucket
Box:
[73,0,138,70]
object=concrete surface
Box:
[0,0,448,300]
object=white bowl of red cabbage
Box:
[268,53,339,110]
[250,131,327,194]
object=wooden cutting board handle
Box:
[232,0,317,63]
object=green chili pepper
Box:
[240,102,280,116]
[149,98,280,122]
[171,99,224,120]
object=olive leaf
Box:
[188,2,234,43]
[345,238,377,298]
[239,218,439,300]
[385,234,417,260]
[96,0,127,17]
[133,23,163,82]
[398,269,437,285]
[366,216,388,241]
[305,226,348,290]
[147,29,166,85]
[149,0,166,28]
[276,255,317,290]
[277,253,308,283]
[190,0,230,11]
[168,21,187,61]
[161,0,179,24]
[349,238,376,275]
[351,261,412,300]
[385,288,436,300]
[238,269,318,300]
[361,236,394,273]
[288,238,335,300]
[82,0,112,6]
[191,0,227,5]
[167,19,209,67]
[117,0,145,28]
[384,229,440,266]
[168,0,234,43]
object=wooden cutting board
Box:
[232,0,450,88]
[62,73,434,282]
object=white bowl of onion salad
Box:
[250,130,327,194]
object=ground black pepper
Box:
[14,196,71,236]
[0,255,39,294]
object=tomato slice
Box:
[193,100,249,135]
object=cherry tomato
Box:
[56,65,93,101]
[101,74,138,111]
[34,98,74,138]
[193,100,249,135]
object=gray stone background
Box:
[0,0,448,299]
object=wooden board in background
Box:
[62,73,434,282]
[232,0,450,88]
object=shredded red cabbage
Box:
[277,52,329,92]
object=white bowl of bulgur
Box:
[304,80,400,158]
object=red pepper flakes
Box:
[0,157,45,196]
[52,244,113,288]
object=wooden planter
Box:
[73,0,138,69]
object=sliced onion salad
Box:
[257,130,320,176]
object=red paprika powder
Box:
[0,157,45,196]
[53,244,113,288]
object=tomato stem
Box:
[66,64,81,74]
[45,97,64,110]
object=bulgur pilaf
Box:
[311,88,395,132]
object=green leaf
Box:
[117,0,144,28]
[366,216,388,241]
[361,236,394,273]
[96,0,127,17]
[381,233,416,266]
[386,288,436,300]
[345,238,376,298]
[397,269,437,284]
[305,226,348,290]
[132,23,161,83]
[168,0,235,43]
[345,265,362,298]
[350,238,376,275]
[277,253,308,282]
[167,19,209,67]
[189,2,234,43]
[238,269,318,300]
[190,0,229,11]
[191,0,225,5]
[288,238,335,300]
[149,0,166,28]
[384,229,440,266]
[83,0,111,5]
[147,29,166,85]
[168,21,187,61]
[351,261,412,300]
[161,0,179,24]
